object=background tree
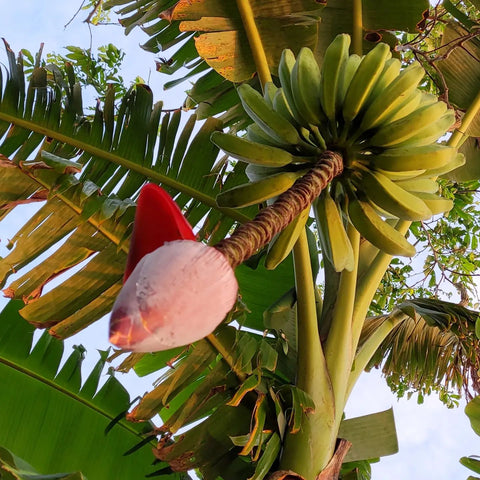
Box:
[0,1,480,479]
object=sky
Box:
[0,2,479,479]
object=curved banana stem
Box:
[346,309,407,398]
[351,220,410,353]
[324,223,360,418]
[280,230,336,478]
[352,0,363,56]
[236,0,272,90]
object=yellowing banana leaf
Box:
[365,298,480,402]
[437,23,480,136]
[0,300,163,480]
[107,0,428,85]
[338,408,398,462]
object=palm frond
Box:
[363,299,480,404]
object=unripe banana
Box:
[336,53,362,109]
[391,109,455,148]
[369,101,449,147]
[320,33,351,124]
[376,168,427,181]
[291,47,323,125]
[413,192,454,215]
[342,42,391,123]
[272,88,297,124]
[237,83,301,146]
[246,123,286,148]
[263,81,278,107]
[216,170,306,208]
[314,191,355,272]
[366,58,402,106]
[245,163,295,182]
[348,194,416,257]
[211,131,302,167]
[359,62,425,132]
[265,206,311,270]
[394,177,439,194]
[366,144,457,172]
[382,89,423,125]
[417,152,466,178]
[357,169,432,221]
[277,49,308,125]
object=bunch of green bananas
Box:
[211,34,463,270]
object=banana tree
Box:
[1,1,480,479]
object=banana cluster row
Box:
[211,34,462,269]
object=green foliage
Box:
[46,44,127,102]
[0,301,159,480]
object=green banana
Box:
[216,170,305,208]
[314,191,355,272]
[369,101,449,147]
[291,47,323,125]
[336,53,362,109]
[265,206,311,270]
[246,123,286,148]
[211,130,302,167]
[391,109,456,148]
[245,163,296,182]
[394,177,439,194]
[348,194,416,257]
[263,81,278,107]
[342,42,391,123]
[366,57,402,106]
[272,87,297,124]
[237,83,301,146]
[358,62,425,132]
[277,49,308,126]
[414,192,454,215]
[366,144,457,172]
[382,89,423,125]
[358,169,432,221]
[376,168,427,181]
[416,152,465,178]
[320,33,351,125]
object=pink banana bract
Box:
[109,184,238,352]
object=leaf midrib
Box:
[0,111,250,224]
[0,355,147,440]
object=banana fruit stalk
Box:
[211,33,460,265]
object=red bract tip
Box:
[124,184,196,282]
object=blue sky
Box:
[0,2,479,479]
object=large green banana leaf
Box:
[0,300,164,480]
[0,42,269,340]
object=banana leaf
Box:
[106,0,428,82]
[436,22,480,136]
[0,42,258,339]
[364,298,480,401]
[0,446,86,480]
[0,300,166,480]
